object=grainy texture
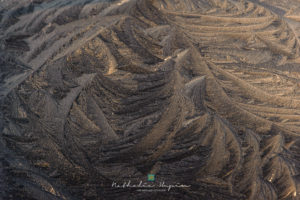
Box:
[1,0,300,199]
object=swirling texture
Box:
[1,0,300,199]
